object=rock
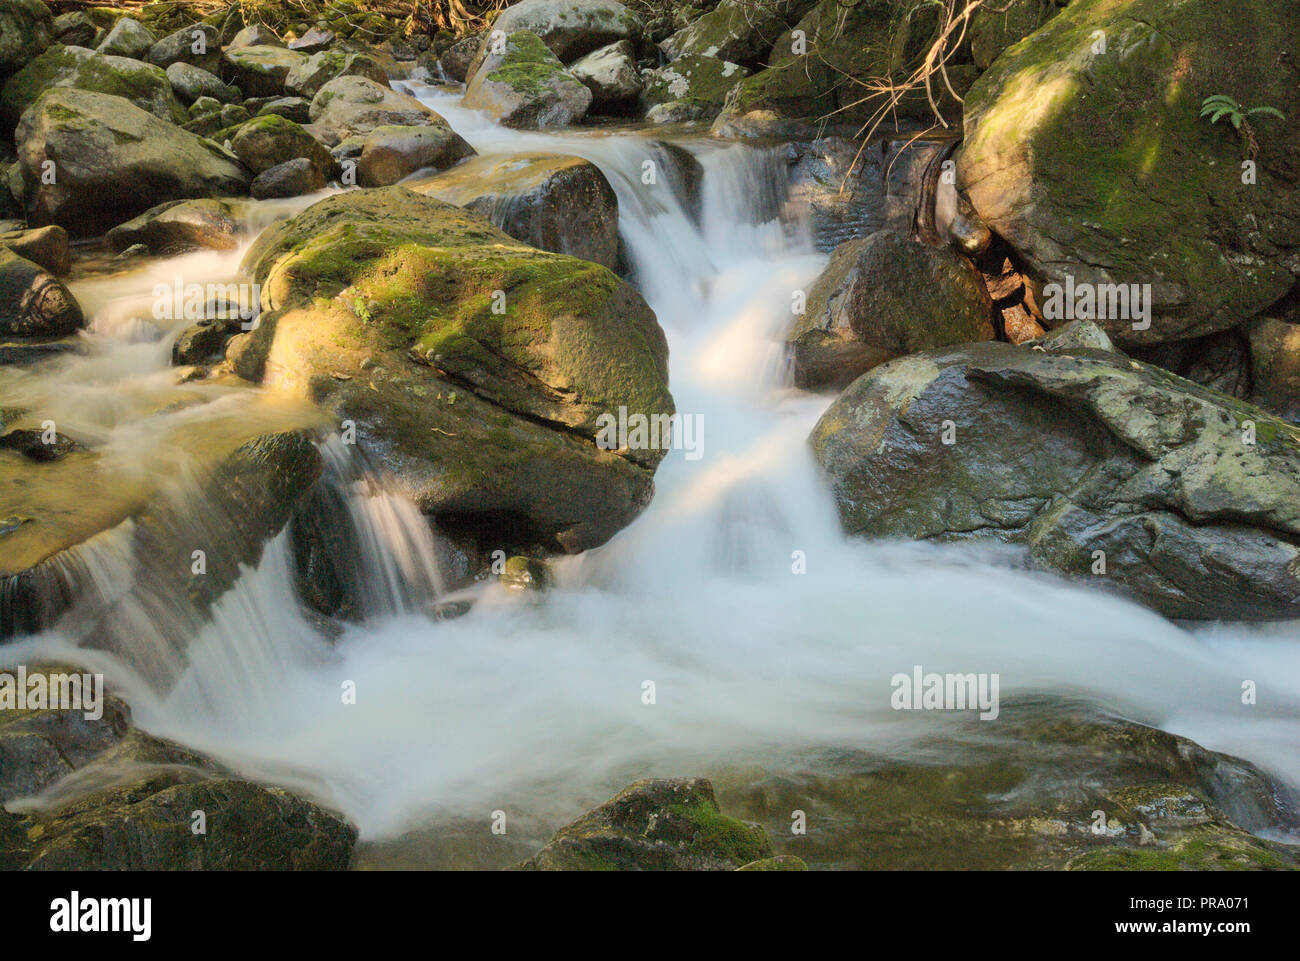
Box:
[787,227,994,390]
[569,39,641,109]
[181,101,249,138]
[1132,329,1252,400]
[0,223,69,274]
[94,16,155,59]
[408,153,619,271]
[166,61,240,104]
[221,44,307,98]
[439,33,480,82]
[147,23,221,74]
[0,247,81,336]
[171,320,230,364]
[289,26,335,54]
[229,23,283,48]
[659,0,803,65]
[970,0,1063,70]
[810,328,1300,620]
[105,197,248,254]
[283,49,388,99]
[1248,318,1300,423]
[0,668,356,870]
[641,53,749,122]
[737,855,808,870]
[958,0,1300,346]
[230,113,334,179]
[0,0,54,78]
[253,95,312,123]
[52,11,94,49]
[250,156,326,198]
[1,44,187,128]
[14,89,249,238]
[464,30,592,129]
[519,778,774,870]
[467,0,642,77]
[308,75,441,144]
[355,122,475,187]
[237,187,673,552]
[500,554,552,591]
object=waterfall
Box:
[4,81,1299,847]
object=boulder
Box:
[250,156,325,198]
[283,49,387,99]
[308,75,440,144]
[0,247,81,336]
[221,44,307,98]
[467,0,642,77]
[407,153,619,271]
[51,11,94,49]
[1248,318,1300,423]
[181,101,249,138]
[810,327,1300,620]
[464,30,592,129]
[237,187,673,552]
[229,113,334,179]
[253,95,312,123]
[355,122,475,187]
[14,89,249,237]
[641,53,749,123]
[147,23,221,74]
[970,0,1064,70]
[229,23,283,48]
[288,26,335,54]
[105,197,248,254]
[0,0,54,78]
[518,778,773,870]
[787,227,994,389]
[94,16,155,59]
[439,33,480,82]
[659,0,804,65]
[166,61,240,104]
[1,44,187,128]
[958,0,1300,346]
[0,223,68,273]
[569,39,641,109]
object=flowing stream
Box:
[5,81,1300,863]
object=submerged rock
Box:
[958,0,1300,346]
[407,153,619,271]
[14,89,249,237]
[810,327,1300,620]
[236,187,672,552]
[464,30,591,129]
[787,227,994,390]
[518,777,774,870]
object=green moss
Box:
[667,800,773,865]
[1069,827,1297,871]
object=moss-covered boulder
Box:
[407,152,619,271]
[283,49,387,99]
[146,23,221,74]
[166,61,239,105]
[519,778,774,870]
[970,0,1067,70]
[1,44,188,128]
[229,112,333,179]
[810,327,1300,620]
[14,89,249,237]
[94,16,155,59]
[787,227,995,390]
[468,0,642,76]
[220,44,307,98]
[640,52,749,123]
[105,197,249,254]
[308,75,441,144]
[0,0,54,78]
[51,11,94,48]
[0,247,81,337]
[958,0,1300,346]
[355,122,475,187]
[236,187,672,552]
[464,30,591,129]
[660,0,806,66]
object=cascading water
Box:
[5,81,1300,862]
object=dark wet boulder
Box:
[518,778,773,870]
[1248,318,1300,423]
[0,0,54,78]
[14,89,248,237]
[0,247,81,336]
[439,34,480,82]
[407,152,619,271]
[51,11,94,49]
[811,325,1300,620]
[787,227,994,390]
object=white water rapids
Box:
[5,82,1299,852]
